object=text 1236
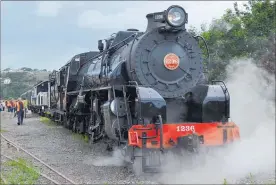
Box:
[176,125,195,132]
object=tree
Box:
[198,0,275,81]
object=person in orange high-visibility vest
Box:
[10,99,16,118]
[4,100,7,107]
[12,99,16,113]
[10,100,14,112]
[16,98,24,125]
[6,100,11,112]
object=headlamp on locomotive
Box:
[150,5,188,32]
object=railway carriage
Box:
[21,80,50,115]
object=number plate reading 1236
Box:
[176,125,195,132]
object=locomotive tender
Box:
[22,5,241,173]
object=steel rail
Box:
[1,133,77,185]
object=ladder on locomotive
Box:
[112,85,132,144]
[122,85,133,128]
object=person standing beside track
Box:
[0,102,3,112]
[5,100,8,111]
[16,98,24,125]
[10,99,14,112]
[7,99,14,118]
[11,99,17,117]
[22,98,28,118]
[2,100,6,112]
[1,101,5,111]
[6,99,11,112]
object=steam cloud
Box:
[151,59,275,184]
[86,59,275,184]
[90,147,125,167]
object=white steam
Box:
[90,148,125,167]
[223,59,275,178]
[152,59,275,184]
[84,59,275,183]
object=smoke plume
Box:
[150,59,275,184]
[90,147,126,167]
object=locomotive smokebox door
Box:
[127,8,204,98]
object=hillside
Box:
[1,68,51,99]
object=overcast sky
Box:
[1,1,246,70]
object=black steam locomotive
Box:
[23,5,241,173]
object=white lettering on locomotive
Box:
[176,125,195,132]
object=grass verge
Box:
[0,175,7,184]
[223,173,276,185]
[1,158,40,185]
[39,117,56,127]
[40,116,89,143]
[0,129,7,133]
[266,179,276,185]
[72,133,89,143]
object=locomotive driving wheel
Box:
[87,111,104,144]
[72,117,78,133]
[88,132,95,145]
[63,115,70,129]
[78,119,85,134]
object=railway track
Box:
[1,134,77,185]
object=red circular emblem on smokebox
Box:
[164,53,180,70]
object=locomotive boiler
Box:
[40,5,240,173]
